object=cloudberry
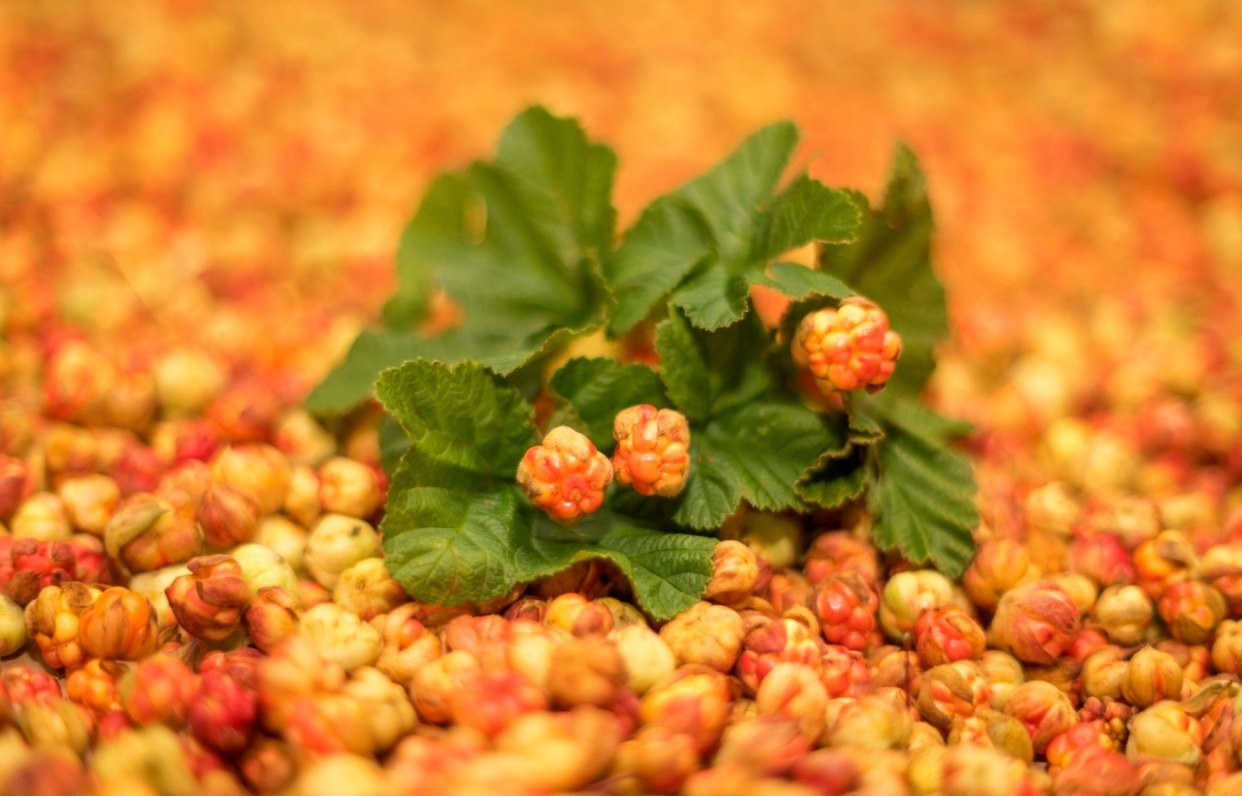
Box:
[517,426,613,523]
[793,297,902,393]
[611,405,691,498]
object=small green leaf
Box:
[673,400,844,530]
[375,359,538,493]
[820,142,945,396]
[671,265,752,331]
[606,196,716,337]
[749,178,863,262]
[655,308,771,423]
[513,514,716,621]
[796,446,868,509]
[754,262,854,301]
[548,358,668,449]
[378,412,410,476]
[861,394,978,577]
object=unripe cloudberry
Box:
[793,297,902,393]
[611,404,691,498]
[517,426,613,523]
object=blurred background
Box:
[2,0,1241,443]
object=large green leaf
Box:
[308,108,616,416]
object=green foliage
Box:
[312,107,979,612]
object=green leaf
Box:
[796,446,868,509]
[655,308,772,423]
[383,483,527,605]
[673,400,845,530]
[749,178,863,262]
[754,262,854,301]
[514,514,716,621]
[604,121,862,332]
[820,142,945,396]
[378,412,410,476]
[309,108,617,416]
[547,358,668,449]
[861,394,978,577]
[375,359,538,493]
[606,196,716,336]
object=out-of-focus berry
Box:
[491,706,621,792]
[410,649,482,724]
[230,542,298,594]
[736,615,826,695]
[613,624,676,695]
[284,466,322,530]
[1002,680,1079,755]
[1133,530,1197,600]
[1067,533,1136,588]
[78,586,159,661]
[304,514,380,590]
[299,602,383,671]
[611,404,691,498]
[371,603,443,687]
[16,697,94,754]
[1,538,77,605]
[65,659,128,714]
[118,653,198,727]
[198,482,261,549]
[24,581,101,669]
[614,724,701,794]
[187,669,258,754]
[878,569,956,638]
[0,594,25,655]
[1092,584,1153,646]
[211,444,290,515]
[547,634,627,709]
[918,662,986,731]
[545,592,615,637]
[317,457,382,519]
[793,298,902,393]
[803,531,880,586]
[915,605,986,667]
[754,662,829,744]
[640,666,735,753]
[1158,579,1226,645]
[104,492,202,574]
[166,555,252,641]
[254,517,309,576]
[1126,701,1204,766]
[56,474,121,537]
[517,426,613,523]
[824,688,913,751]
[10,492,72,542]
[450,668,547,737]
[704,540,759,606]
[332,557,406,620]
[246,586,303,653]
[962,538,1040,612]
[988,581,1081,665]
[814,572,879,652]
[659,601,744,672]
[1122,646,1183,707]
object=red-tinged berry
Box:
[187,669,258,754]
[1122,646,1182,708]
[451,668,549,736]
[659,600,744,672]
[988,581,1081,665]
[1,537,77,605]
[914,605,987,666]
[1126,701,1204,767]
[611,404,691,498]
[104,492,203,574]
[118,653,198,727]
[736,616,827,695]
[820,643,872,698]
[614,724,701,795]
[166,554,252,641]
[813,572,879,652]
[793,297,902,394]
[1002,680,1079,755]
[639,666,735,754]
[517,426,612,523]
[246,585,302,653]
[1158,579,1226,645]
